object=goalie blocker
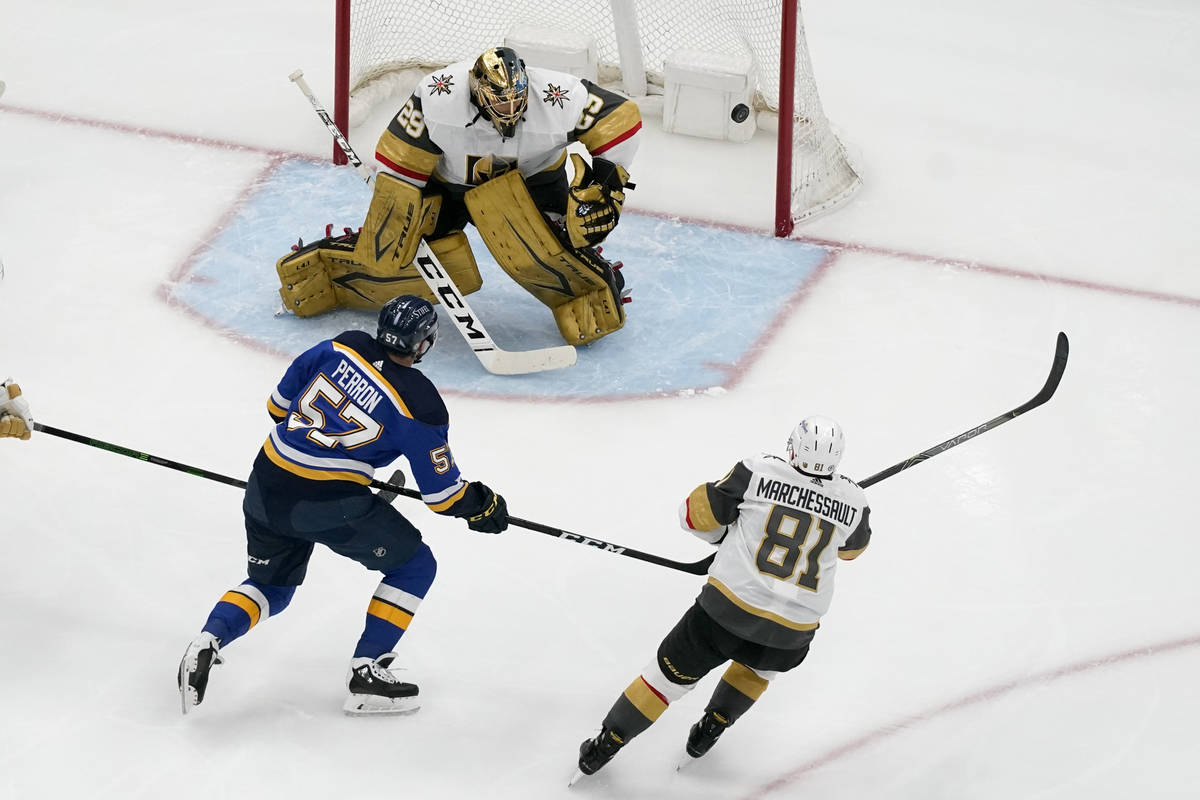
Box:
[275,170,627,346]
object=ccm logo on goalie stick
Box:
[560,533,626,554]
[415,254,490,344]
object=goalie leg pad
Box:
[351,172,437,269]
[465,171,626,343]
[552,286,625,345]
[276,235,353,317]
[276,230,481,316]
[332,230,481,311]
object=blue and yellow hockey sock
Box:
[353,543,437,659]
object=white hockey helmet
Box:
[787,416,845,477]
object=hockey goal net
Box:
[333,0,859,235]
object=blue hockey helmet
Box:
[377,295,438,362]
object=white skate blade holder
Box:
[343,693,421,716]
[179,660,195,714]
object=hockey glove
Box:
[465,483,509,534]
[0,380,33,440]
[566,153,632,250]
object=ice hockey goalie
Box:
[276,46,641,346]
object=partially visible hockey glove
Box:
[0,380,33,441]
[465,483,509,534]
[566,153,633,249]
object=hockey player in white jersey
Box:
[277,46,641,345]
[575,416,872,778]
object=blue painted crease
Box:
[165,159,829,399]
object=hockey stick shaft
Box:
[287,69,576,375]
[33,423,249,490]
[858,331,1069,488]
[688,331,1070,573]
[25,334,1067,576]
[288,70,369,182]
[31,423,710,575]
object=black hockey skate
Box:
[685,711,731,758]
[343,652,420,716]
[178,632,224,714]
[577,727,626,776]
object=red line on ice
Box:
[743,633,1200,798]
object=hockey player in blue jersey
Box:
[178,295,509,716]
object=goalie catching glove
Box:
[0,379,33,440]
[565,153,633,250]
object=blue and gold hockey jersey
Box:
[260,330,468,513]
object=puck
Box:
[731,103,750,123]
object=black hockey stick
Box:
[685,331,1070,573]
[857,331,1069,489]
[27,333,1067,577]
[30,423,713,575]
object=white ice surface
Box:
[2,2,1198,798]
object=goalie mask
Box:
[787,416,845,477]
[377,295,439,363]
[469,47,529,139]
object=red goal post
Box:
[333,0,859,236]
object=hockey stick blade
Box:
[376,469,406,504]
[477,346,578,375]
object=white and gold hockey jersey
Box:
[374,61,641,190]
[679,454,872,649]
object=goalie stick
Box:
[287,69,578,376]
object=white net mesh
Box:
[344,0,859,228]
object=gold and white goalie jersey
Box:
[375,62,641,189]
[679,453,872,649]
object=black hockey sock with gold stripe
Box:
[600,658,699,742]
[703,662,770,724]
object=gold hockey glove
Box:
[0,380,33,440]
[0,414,30,440]
[566,153,631,249]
